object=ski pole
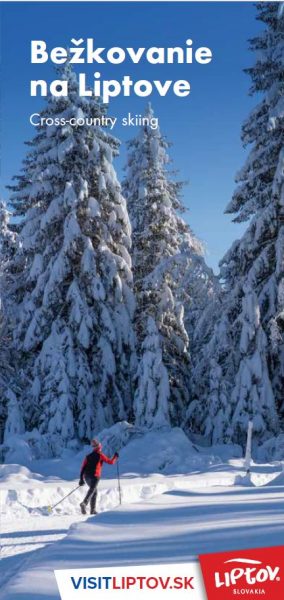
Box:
[47,485,81,513]
[117,460,122,505]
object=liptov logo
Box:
[215,557,280,588]
[199,546,284,600]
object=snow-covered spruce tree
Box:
[123,104,215,427]
[160,223,221,441]
[177,237,221,408]
[0,200,15,346]
[229,283,278,445]
[177,244,219,344]
[0,201,19,442]
[194,3,284,448]
[0,199,18,316]
[184,287,227,443]
[8,65,135,452]
[0,201,17,262]
[224,2,284,445]
[134,316,170,426]
[3,388,25,443]
[187,4,284,448]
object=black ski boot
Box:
[90,509,97,515]
[80,502,87,515]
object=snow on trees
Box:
[134,316,170,427]
[3,4,282,454]
[0,201,19,442]
[123,104,189,426]
[0,201,16,263]
[185,297,230,443]
[228,285,279,448]
[33,319,75,455]
[3,388,24,443]
[0,200,17,316]
[7,65,135,451]
[123,104,217,428]
[179,239,221,430]
[224,3,284,443]
[191,3,284,447]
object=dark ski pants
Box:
[83,476,99,512]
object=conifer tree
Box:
[123,104,213,427]
[224,2,284,443]
[3,389,25,443]
[0,201,18,442]
[0,201,16,261]
[191,3,284,446]
[7,66,135,450]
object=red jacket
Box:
[80,450,117,479]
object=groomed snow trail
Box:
[0,515,84,589]
[1,478,284,600]
[0,474,172,589]
[0,461,283,600]
[1,427,283,600]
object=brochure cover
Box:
[0,1,283,599]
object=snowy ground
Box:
[1,428,284,599]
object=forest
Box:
[0,2,283,459]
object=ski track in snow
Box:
[1,427,283,599]
[0,461,283,599]
[0,515,83,589]
[0,476,170,594]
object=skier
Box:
[79,439,119,515]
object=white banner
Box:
[55,562,207,600]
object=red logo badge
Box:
[199,546,284,600]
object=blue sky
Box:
[1,1,262,272]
